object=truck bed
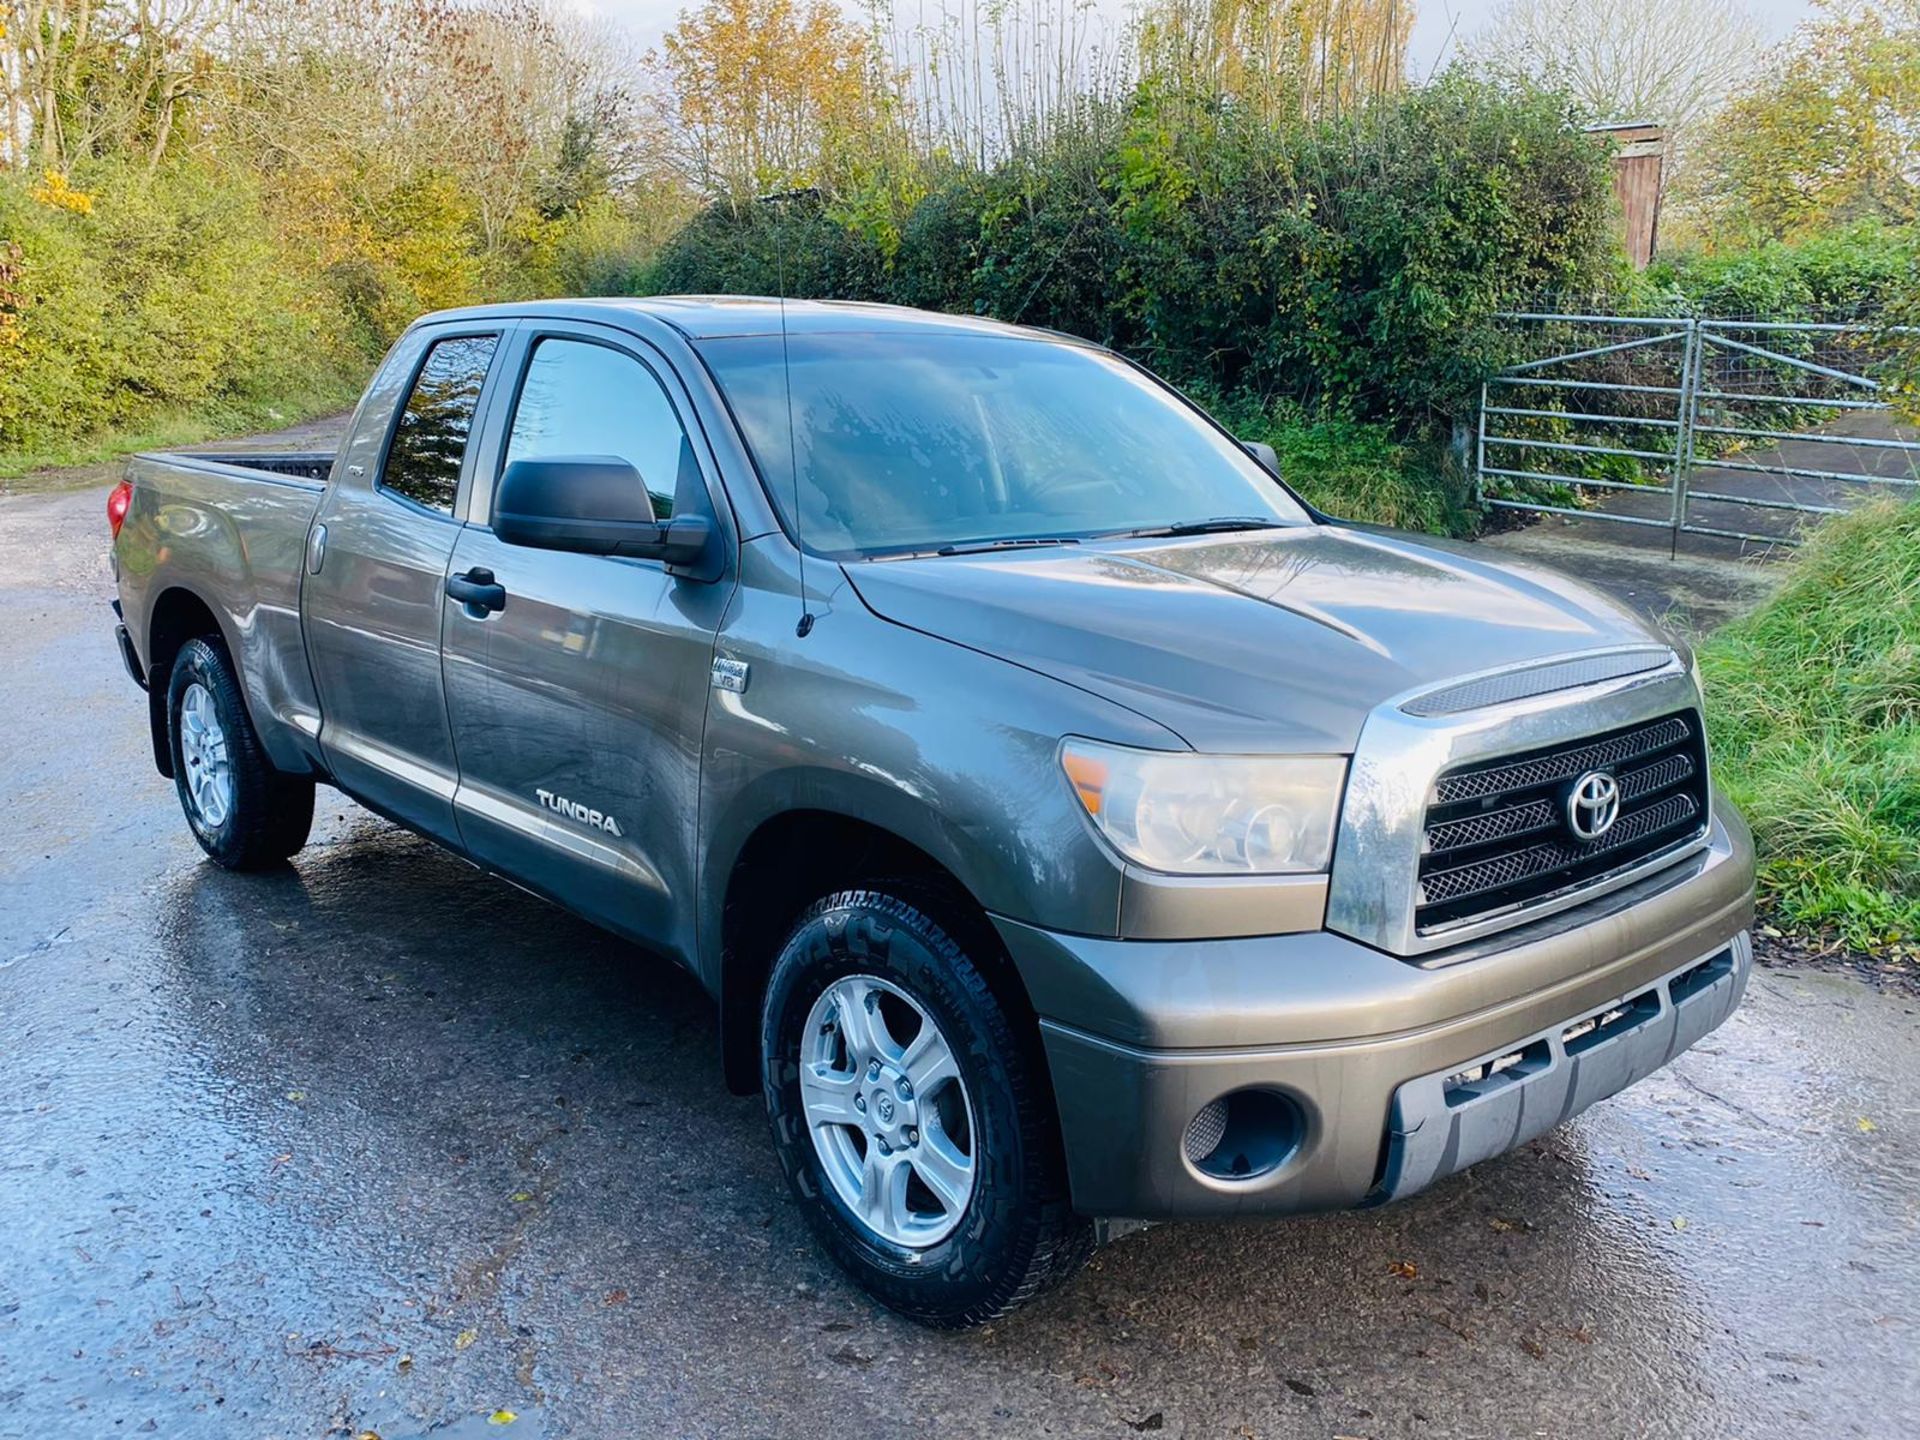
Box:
[116,448,338,777]
[157,450,337,483]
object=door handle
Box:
[445,567,506,616]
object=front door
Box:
[440,325,732,959]
[302,326,507,841]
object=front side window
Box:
[503,338,696,520]
[382,334,499,514]
[697,331,1309,558]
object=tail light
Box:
[107,479,132,539]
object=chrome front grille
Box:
[1416,711,1709,932]
[1432,716,1692,805]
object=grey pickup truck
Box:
[109,298,1754,1326]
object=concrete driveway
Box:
[3,476,1918,1440]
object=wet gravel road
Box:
[4,474,1919,1440]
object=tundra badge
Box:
[536,789,623,838]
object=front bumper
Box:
[994,800,1755,1220]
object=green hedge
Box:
[1642,221,1920,320]
[646,76,1619,531]
[0,161,365,463]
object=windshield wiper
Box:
[870,535,1085,560]
[938,535,1084,556]
[1105,517,1289,540]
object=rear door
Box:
[440,322,734,959]
[302,323,509,842]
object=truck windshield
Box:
[698,331,1309,558]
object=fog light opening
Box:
[1183,1089,1305,1182]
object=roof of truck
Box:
[417,296,1076,344]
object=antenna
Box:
[757,187,821,639]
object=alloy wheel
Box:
[799,973,977,1248]
[178,681,234,829]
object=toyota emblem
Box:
[1566,770,1621,842]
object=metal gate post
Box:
[1474,380,1489,509]
[1669,317,1702,554]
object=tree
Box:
[1136,0,1414,122]
[646,0,903,202]
[1685,0,1920,241]
[2,0,226,168]
[1463,0,1764,145]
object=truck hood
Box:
[843,525,1671,753]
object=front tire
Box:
[761,889,1092,1327]
[166,637,315,869]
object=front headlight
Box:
[1060,740,1347,875]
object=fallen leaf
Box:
[286,1091,306,1102]
[510,1192,533,1204]
[488,1412,517,1426]
[1125,1414,1164,1432]
[1388,1260,1418,1279]
[604,1289,629,1306]
[455,1329,478,1350]
[1856,1117,1876,1133]
[1671,1216,1689,1232]
[1519,1337,1546,1359]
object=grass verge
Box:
[0,377,364,494]
[1198,394,1474,535]
[1700,497,1920,952]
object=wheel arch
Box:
[712,806,1048,1099]
[144,587,235,778]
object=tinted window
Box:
[698,332,1308,557]
[382,334,498,514]
[504,339,696,520]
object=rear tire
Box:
[761,889,1092,1327]
[166,637,315,869]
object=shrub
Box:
[646,193,889,301]
[1196,389,1472,531]
[1701,497,1920,949]
[0,160,364,462]
[642,74,1618,533]
[1643,221,1920,319]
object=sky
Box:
[575,0,1819,71]
[1403,0,1814,75]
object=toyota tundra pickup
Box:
[109,299,1754,1327]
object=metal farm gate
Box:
[1476,313,1918,548]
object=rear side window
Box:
[382,334,499,514]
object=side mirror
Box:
[494,456,711,569]
[1242,440,1282,477]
